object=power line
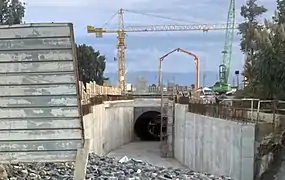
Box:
[102,12,118,27]
[124,9,194,24]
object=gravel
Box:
[2,153,233,179]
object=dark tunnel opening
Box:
[134,111,166,141]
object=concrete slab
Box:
[107,141,184,168]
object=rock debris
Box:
[2,153,233,179]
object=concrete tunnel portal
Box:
[134,111,166,141]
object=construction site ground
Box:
[107,141,184,168]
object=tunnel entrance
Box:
[134,111,167,141]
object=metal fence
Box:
[79,81,135,115]
[79,81,121,105]
[187,99,285,123]
[188,103,249,121]
[81,95,134,115]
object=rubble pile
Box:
[4,153,233,179]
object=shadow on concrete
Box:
[134,111,161,141]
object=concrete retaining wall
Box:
[174,104,256,180]
[83,101,134,155]
[276,154,285,180]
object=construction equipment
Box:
[158,48,199,92]
[212,0,236,94]
[87,9,239,92]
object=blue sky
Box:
[23,0,275,74]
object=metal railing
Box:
[188,102,250,121]
[187,99,285,124]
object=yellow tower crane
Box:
[87,8,239,92]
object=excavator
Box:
[212,0,235,95]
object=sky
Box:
[23,0,276,74]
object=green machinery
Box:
[212,0,235,94]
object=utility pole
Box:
[202,73,206,87]
[235,70,239,89]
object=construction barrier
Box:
[79,81,122,105]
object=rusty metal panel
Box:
[0,23,83,163]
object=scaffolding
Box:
[160,81,176,157]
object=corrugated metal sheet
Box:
[0,23,83,163]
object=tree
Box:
[237,0,285,100]
[277,0,285,23]
[77,44,108,85]
[236,1,283,99]
[238,0,267,83]
[0,0,25,25]
[252,13,285,99]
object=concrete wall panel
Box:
[174,104,255,180]
[134,107,160,122]
[83,101,134,156]
[104,106,134,153]
[0,23,83,163]
[174,104,187,164]
[134,98,161,107]
[240,125,255,180]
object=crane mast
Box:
[214,0,235,93]
[117,9,127,91]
